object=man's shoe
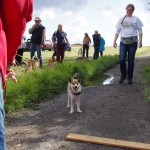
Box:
[128,80,133,84]
[119,76,126,84]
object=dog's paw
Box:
[77,109,82,113]
[67,104,70,108]
[69,110,74,114]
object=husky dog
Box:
[67,73,82,114]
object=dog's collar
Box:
[72,92,81,95]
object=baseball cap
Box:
[34,17,41,21]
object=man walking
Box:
[29,17,45,68]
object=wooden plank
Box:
[66,133,150,150]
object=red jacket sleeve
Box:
[2,0,33,65]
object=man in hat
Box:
[92,30,101,59]
[29,17,46,68]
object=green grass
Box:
[142,63,150,102]
[23,46,150,62]
[5,46,150,112]
[5,54,119,113]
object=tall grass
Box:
[5,55,119,113]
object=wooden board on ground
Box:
[66,133,150,150]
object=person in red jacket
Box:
[0,1,33,149]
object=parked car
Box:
[42,40,53,51]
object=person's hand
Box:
[40,44,43,48]
[6,69,17,83]
[113,41,117,48]
[138,41,142,48]
[34,23,39,27]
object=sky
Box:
[24,0,150,46]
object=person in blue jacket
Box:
[99,35,105,57]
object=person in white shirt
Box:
[113,4,143,84]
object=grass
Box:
[142,63,150,102]
[5,54,119,113]
[23,46,150,62]
[5,46,150,112]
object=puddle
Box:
[103,75,114,85]
[85,74,114,87]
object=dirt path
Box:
[6,56,150,150]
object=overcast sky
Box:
[24,0,150,46]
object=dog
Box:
[76,47,90,62]
[24,56,39,73]
[67,73,82,114]
[48,56,57,67]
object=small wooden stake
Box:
[66,133,150,150]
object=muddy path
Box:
[6,56,150,150]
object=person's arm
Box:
[52,35,56,46]
[41,29,46,45]
[29,24,38,34]
[52,36,55,44]
[65,36,69,44]
[2,0,33,67]
[138,32,143,48]
[89,37,91,44]
[113,18,122,48]
[113,33,119,48]
[83,37,85,44]
[136,17,143,48]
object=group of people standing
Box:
[0,2,144,149]
[82,3,143,85]
[29,18,69,66]
[82,30,105,59]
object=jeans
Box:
[0,75,5,150]
[93,45,99,59]
[30,43,43,68]
[119,42,137,80]
[82,44,89,57]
